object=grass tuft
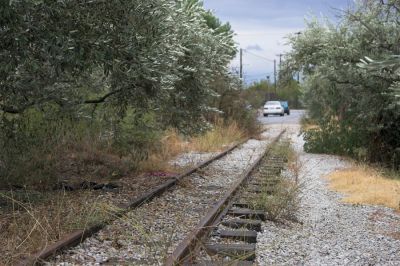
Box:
[327,166,400,210]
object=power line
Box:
[242,49,275,62]
[244,50,274,62]
[244,73,273,80]
[246,78,270,82]
[244,72,274,77]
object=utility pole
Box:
[273,59,277,92]
[239,48,243,80]
[277,53,283,70]
[294,32,302,83]
[276,53,283,84]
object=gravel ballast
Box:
[51,128,283,265]
[257,125,400,266]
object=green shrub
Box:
[302,119,366,157]
[112,111,162,166]
[0,107,88,189]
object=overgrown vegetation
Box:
[284,0,400,169]
[0,0,260,189]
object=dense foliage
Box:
[1,0,235,126]
[0,0,251,187]
[286,0,400,168]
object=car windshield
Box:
[265,101,281,106]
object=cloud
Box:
[203,0,350,83]
[231,26,301,76]
[246,44,263,51]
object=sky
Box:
[202,0,352,84]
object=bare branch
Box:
[0,89,123,114]
[0,102,36,114]
[83,89,122,104]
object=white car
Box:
[263,101,284,116]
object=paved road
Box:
[258,109,305,125]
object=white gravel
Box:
[257,125,400,266]
[51,128,283,265]
[170,151,218,169]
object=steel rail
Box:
[18,139,247,266]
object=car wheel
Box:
[263,114,267,117]
[280,113,284,116]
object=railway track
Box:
[21,128,285,265]
[166,132,288,265]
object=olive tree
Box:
[0,0,238,186]
[0,0,235,124]
[285,0,400,167]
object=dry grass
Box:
[0,170,173,265]
[139,129,188,172]
[302,123,320,131]
[0,190,114,265]
[141,121,245,171]
[189,120,244,152]
[326,166,400,210]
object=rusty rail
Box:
[18,140,246,266]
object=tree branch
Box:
[0,89,123,114]
[0,102,36,114]
[83,89,122,104]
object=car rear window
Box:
[266,101,280,106]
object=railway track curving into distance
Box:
[166,130,287,265]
